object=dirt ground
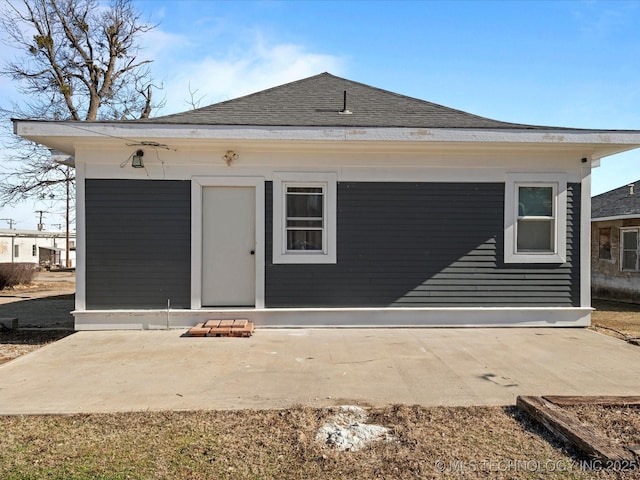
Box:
[0,271,75,364]
[591,299,640,341]
[0,404,637,479]
[0,270,75,329]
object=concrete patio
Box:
[0,327,637,415]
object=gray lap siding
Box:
[85,179,191,309]
[84,179,580,310]
[265,182,580,307]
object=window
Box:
[516,185,555,252]
[504,173,567,263]
[273,172,337,264]
[620,228,639,272]
[32,244,37,257]
[285,185,325,252]
[14,245,19,258]
[598,227,612,260]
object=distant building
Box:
[591,181,640,303]
[0,229,76,268]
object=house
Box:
[0,229,76,268]
[591,181,640,303]
[11,73,640,330]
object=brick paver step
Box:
[188,319,254,338]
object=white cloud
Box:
[147,30,345,115]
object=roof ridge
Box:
[153,72,334,121]
[592,179,640,199]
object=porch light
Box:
[131,150,144,168]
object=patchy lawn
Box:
[591,300,640,341]
[1,405,638,480]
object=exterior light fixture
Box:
[132,150,144,168]
[222,150,238,166]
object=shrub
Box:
[0,263,38,290]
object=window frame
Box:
[272,172,337,264]
[284,183,326,254]
[598,227,612,261]
[620,227,640,272]
[504,173,567,264]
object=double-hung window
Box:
[620,228,640,272]
[504,173,567,263]
[516,185,555,252]
[285,185,325,252]
[273,172,337,264]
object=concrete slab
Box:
[0,328,637,415]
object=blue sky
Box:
[1,0,640,229]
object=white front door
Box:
[201,186,256,306]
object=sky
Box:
[1,0,640,230]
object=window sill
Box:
[504,251,566,264]
[272,251,337,264]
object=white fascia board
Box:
[592,214,640,222]
[13,121,640,148]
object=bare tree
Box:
[0,0,162,265]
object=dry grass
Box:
[1,405,636,480]
[0,330,74,365]
[563,404,640,449]
[591,300,640,340]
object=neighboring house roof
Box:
[0,229,75,237]
[138,72,559,129]
[592,180,640,220]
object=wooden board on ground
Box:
[516,395,637,464]
[543,395,640,407]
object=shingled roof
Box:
[592,180,640,219]
[140,72,557,129]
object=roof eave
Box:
[592,214,640,222]
[12,120,640,158]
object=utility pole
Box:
[0,218,16,229]
[35,210,47,231]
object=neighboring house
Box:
[591,181,640,303]
[11,73,640,330]
[0,229,76,268]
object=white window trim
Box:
[273,172,337,264]
[620,227,640,272]
[504,173,567,264]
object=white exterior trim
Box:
[592,214,640,222]
[619,227,640,272]
[272,172,337,264]
[72,306,592,330]
[191,176,265,309]
[75,162,86,310]
[580,166,592,308]
[14,121,640,148]
[504,173,568,264]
